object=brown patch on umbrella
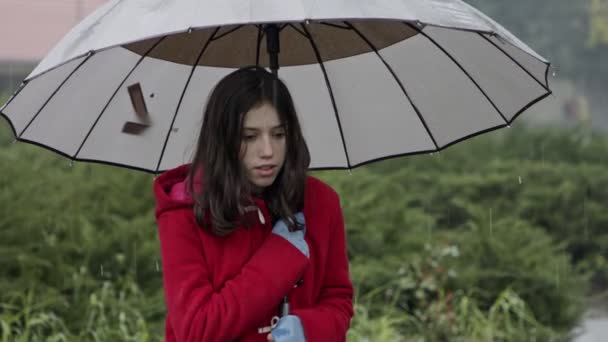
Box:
[123,20,419,67]
[122,82,151,135]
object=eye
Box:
[243,134,256,141]
[274,131,286,138]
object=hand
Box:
[266,315,306,342]
[271,212,309,258]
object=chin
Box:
[252,176,276,189]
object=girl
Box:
[154,66,353,341]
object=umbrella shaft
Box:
[265,24,280,74]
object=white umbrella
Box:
[0,0,551,173]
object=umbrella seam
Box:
[544,62,552,90]
[26,21,500,81]
[323,90,551,171]
[155,27,220,174]
[319,22,350,30]
[19,53,93,138]
[408,23,509,125]
[300,23,352,169]
[478,33,549,91]
[73,37,166,159]
[256,25,263,66]
[345,21,440,150]
[211,25,245,41]
[0,80,27,113]
[287,24,307,38]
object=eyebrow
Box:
[243,124,285,131]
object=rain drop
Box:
[555,262,560,290]
[68,160,74,168]
[552,70,556,77]
[416,20,423,27]
[583,198,588,241]
[489,208,493,236]
[305,20,311,25]
[540,145,545,166]
[518,176,523,184]
[507,124,512,128]
[188,27,193,34]
[12,139,17,145]
[155,260,160,272]
[347,169,353,176]
[100,265,104,277]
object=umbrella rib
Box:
[154,28,220,173]
[479,33,549,91]
[256,25,263,66]
[345,21,440,150]
[18,54,93,138]
[300,23,352,169]
[212,25,244,41]
[407,23,509,125]
[320,22,350,30]
[73,37,166,159]
[287,23,307,38]
[0,79,28,113]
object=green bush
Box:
[318,125,608,291]
[0,121,604,340]
[348,244,561,341]
[0,142,164,340]
[450,218,587,330]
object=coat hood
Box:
[153,164,196,220]
[153,164,269,226]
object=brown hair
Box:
[188,66,310,236]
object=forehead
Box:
[243,103,283,128]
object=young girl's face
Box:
[240,102,287,192]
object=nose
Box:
[259,135,273,158]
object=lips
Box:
[255,164,276,170]
[254,164,276,177]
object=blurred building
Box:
[0,0,107,91]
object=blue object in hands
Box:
[272,212,309,258]
[271,315,306,342]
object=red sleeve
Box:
[291,197,354,342]
[157,209,309,342]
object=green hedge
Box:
[0,120,605,340]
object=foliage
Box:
[451,219,587,329]
[0,122,605,340]
[0,140,164,340]
[466,0,608,85]
[348,244,561,341]
[588,0,608,48]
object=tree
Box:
[588,0,608,47]
[467,0,608,86]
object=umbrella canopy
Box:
[0,0,551,173]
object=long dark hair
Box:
[188,66,310,236]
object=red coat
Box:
[154,164,354,342]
